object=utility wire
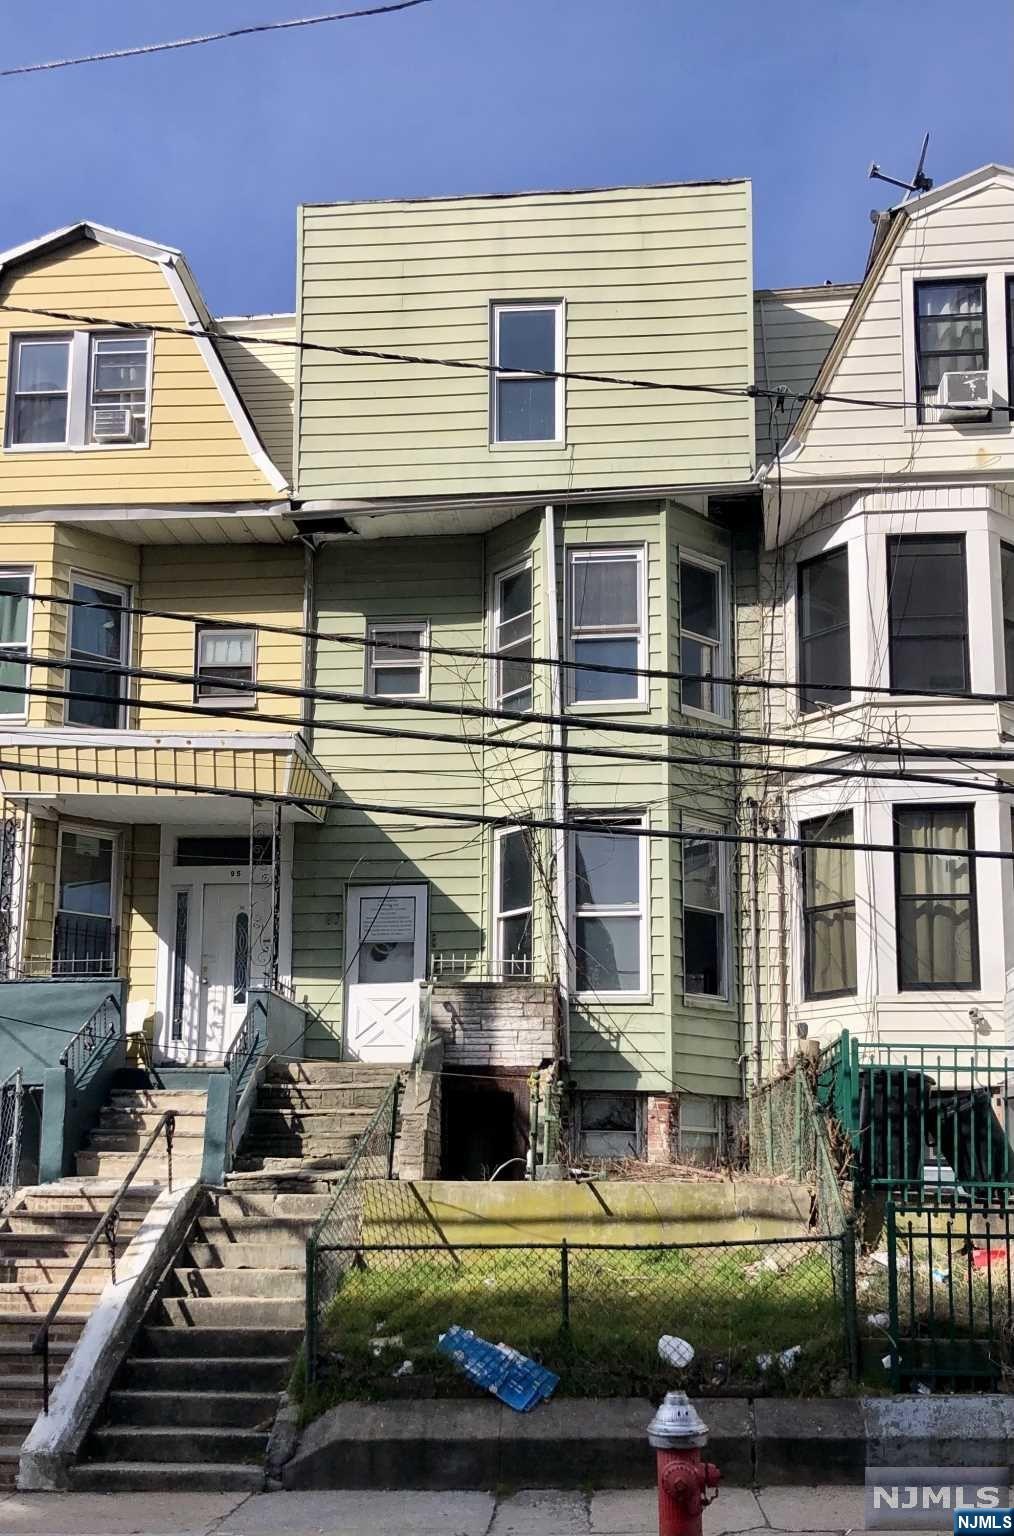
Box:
[0,301,998,418]
[0,1,433,79]
[0,751,1007,864]
[22,585,1014,710]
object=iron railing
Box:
[0,1068,23,1210]
[32,1110,176,1412]
[430,952,541,981]
[58,992,121,1080]
[307,1233,858,1403]
[224,997,267,1088]
[51,914,118,977]
[305,1078,402,1386]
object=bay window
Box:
[798,547,850,712]
[0,571,31,717]
[894,805,978,990]
[573,818,645,995]
[801,812,856,999]
[492,564,533,712]
[1002,543,1014,693]
[887,534,968,695]
[568,547,644,705]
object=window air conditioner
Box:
[91,406,134,443]
[935,370,991,422]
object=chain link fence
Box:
[306,1232,856,1407]
[748,1063,854,1236]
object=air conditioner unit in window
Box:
[936,369,991,422]
[91,406,134,443]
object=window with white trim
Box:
[573,818,646,995]
[6,331,151,449]
[492,564,533,711]
[195,626,256,703]
[54,829,117,976]
[494,827,533,978]
[576,1092,643,1159]
[66,577,130,729]
[0,570,31,718]
[568,547,644,705]
[679,555,727,717]
[366,621,428,698]
[683,827,728,998]
[490,302,563,444]
[678,1096,723,1165]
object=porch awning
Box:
[0,729,334,823]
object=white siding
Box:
[753,286,857,463]
[218,315,296,483]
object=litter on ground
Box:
[657,1335,694,1368]
[972,1247,1008,1269]
[867,1313,890,1329]
[436,1325,559,1411]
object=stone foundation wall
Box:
[430,982,557,1068]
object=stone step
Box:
[251,1108,382,1133]
[185,1241,306,1271]
[155,1295,304,1329]
[0,1233,129,1263]
[0,1280,105,1313]
[0,1314,86,1348]
[136,1325,302,1359]
[69,1460,264,1493]
[16,1186,155,1213]
[117,1355,291,1393]
[87,1424,269,1466]
[0,1375,51,1410]
[258,1085,392,1111]
[232,1155,351,1175]
[99,1109,206,1134]
[110,1091,208,1112]
[74,1153,202,1179]
[195,1215,321,1242]
[105,1389,279,1428]
[266,1061,399,1085]
[0,1340,73,1374]
[169,1267,304,1299]
[87,1129,205,1152]
[6,1210,146,1237]
[238,1135,359,1157]
[210,1189,329,1220]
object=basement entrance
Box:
[440,1068,530,1180]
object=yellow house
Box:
[0,222,330,1063]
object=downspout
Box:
[770,804,789,1071]
[748,798,763,1087]
[543,505,570,1061]
[300,538,318,754]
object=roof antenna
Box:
[868,132,933,200]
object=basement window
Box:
[576,1092,643,1160]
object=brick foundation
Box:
[645,1094,678,1164]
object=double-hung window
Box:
[1002,543,1014,694]
[887,534,969,695]
[577,1093,642,1159]
[894,805,978,990]
[53,829,117,976]
[365,621,428,698]
[494,828,533,977]
[66,577,130,729]
[0,571,31,718]
[1007,278,1014,408]
[801,812,856,999]
[679,557,727,716]
[683,827,727,998]
[492,564,533,712]
[914,280,987,423]
[573,818,646,996]
[6,331,151,449]
[797,547,850,712]
[568,547,644,705]
[195,626,256,703]
[490,302,563,444]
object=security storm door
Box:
[199,882,251,1061]
[344,884,428,1062]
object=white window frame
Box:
[65,572,132,730]
[900,264,1013,434]
[678,551,730,721]
[489,300,565,446]
[571,813,650,1002]
[87,333,152,445]
[53,824,120,976]
[6,335,73,448]
[490,559,534,711]
[681,819,730,1002]
[194,625,257,707]
[0,566,34,723]
[5,330,152,451]
[365,619,429,700]
[677,1095,724,1163]
[566,545,647,709]
[492,826,535,979]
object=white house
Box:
[747,164,1014,1070]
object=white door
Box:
[200,883,251,1061]
[345,884,428,1062]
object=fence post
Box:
[886,1202,900,1391]
[793,1067,803,1181]
[560,1238,570,1333]
[841,1213,859,1382]
[387,1077,401,1180]
[305,1236,318,1387]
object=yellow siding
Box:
[218,317,296,484]
[124,824,159,1008]
[297,181,754,499]
[22,814,57,969]
[0,239,282,505]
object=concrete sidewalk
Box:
[0,1486,935,1536]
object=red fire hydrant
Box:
[647,1390,721,1536]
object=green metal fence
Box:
[308,1233,858,1402]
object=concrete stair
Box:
[72,1183,330,1493]
[234,1059,400,1174]
[74,1086,208,1184]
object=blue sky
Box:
[2,0,1012,315]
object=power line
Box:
[0,1,433,79]
[0,301,999,418]
[0,750,1009,865]
[4,673,1010,802]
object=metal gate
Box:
[0,1069,24,1210]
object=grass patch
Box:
[303,1241,849,1413]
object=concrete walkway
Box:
[0,1486,935,1536]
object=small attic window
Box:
[6,331,151,450]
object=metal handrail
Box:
[31,1109,176,1412]
[57,992,120,1079]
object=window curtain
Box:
[898,810,974,985]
